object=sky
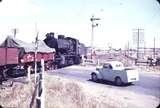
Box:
[0,0,160,49]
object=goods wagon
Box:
[0,48,19,66]
[0,36,55,80]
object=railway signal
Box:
[90,15,100,59]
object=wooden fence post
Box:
[27,66,31,82]
[36,59,45,108]
[41,59,45,108]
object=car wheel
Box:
[128,82,133,85]
[115,77,122,86]
[91,73,98,82]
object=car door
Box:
[101,63,113,81]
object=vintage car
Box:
[91,61,139,85]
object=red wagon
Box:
[0,36,55,79]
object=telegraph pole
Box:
[12,28,18,38]
[34,23,45,108]
[137,29,140,59]
[133,29,144,60]
[153,36,155,58]
[90,15,100,59]
[128,41,130,56]
[35,23,38,84]
[35,32,38,84]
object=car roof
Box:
[104,61,124,70]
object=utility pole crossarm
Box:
[90,17,101,21]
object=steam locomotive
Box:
[44,32,87,68]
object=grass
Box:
[0,74,141,108]
[44,75,139,108]
[0,77,36,108]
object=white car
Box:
[91,61,139,85]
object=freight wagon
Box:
[0,36,55,80]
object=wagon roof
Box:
[0,36,55,53]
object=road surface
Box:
[48,65,160,97]
[49,66,160,108]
